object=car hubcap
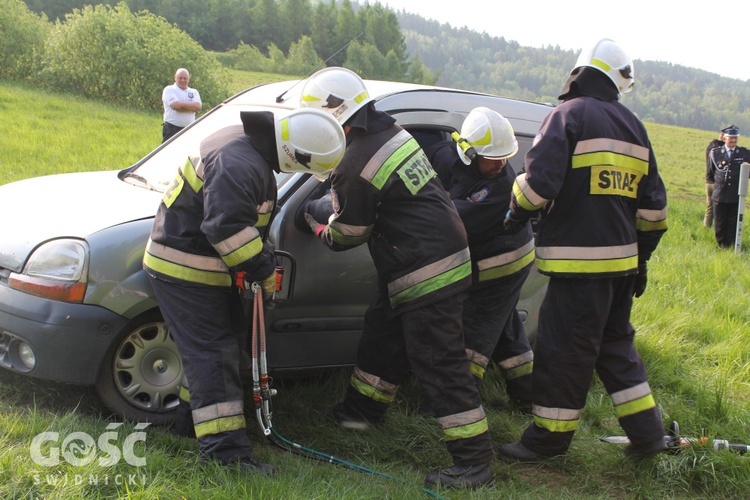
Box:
[112,321,182,412]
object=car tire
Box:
[95,310,182,425]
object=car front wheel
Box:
[95,310,182,425]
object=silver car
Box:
[0,80,552,424]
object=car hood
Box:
[0,171,162,272]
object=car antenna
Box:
[275,32,364,103]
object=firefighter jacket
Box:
[707,145,750,204]
[143,124,277,287]
[426,140,534,284]
[509,96,668,278]
[317,106,472,314]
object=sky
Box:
[382,0,750,82]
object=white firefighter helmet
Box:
[455,107,518,165]
[573,38,634,95]
[299,67,373,124]
[275,108,346,179]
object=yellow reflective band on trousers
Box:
[179,386,190,402]
[611,382,657,418]
[192,401,246,438]
[194,416,246,438]
[469,360,486,379]
[533,414,579,433]
[350,375,396,404]
[636,217,668,232]
[505,361,533,380]
[466,349,488,379]
[388,260,471,308]
[533,406,581,433]
[437,407,489,442]
[614,394,656,418]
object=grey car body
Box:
[0,79,552,424]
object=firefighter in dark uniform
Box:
[143,108,346,472]
[424,107,534,409]
[704,130,725,228]
[498,39,669,461]
[707,125,750,247]
[299,67,494,489]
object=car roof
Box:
[227,79,553,137]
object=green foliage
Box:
[40,2,229,110]
[3,80,750,499]
[0,0,49,81]
[230,36,338,80]
[397,12,750,132]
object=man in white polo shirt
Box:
[162,68,202,142]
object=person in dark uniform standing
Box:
[143,108,346,473]
[498,39,669,461]
[704,130,725,228]
[707,125,750,247]
[424,107,535,410]
[299,67,494,489]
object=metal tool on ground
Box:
[601,421,750,454]
[244,252,446,499]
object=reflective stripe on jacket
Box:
[510,96,667,278]
[321,125,471,313]
[144,125,277,287]
[426,140,535,283]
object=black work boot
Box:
[328,403,376,431]
[219,456,276,475]
[625,437,669,459]
[171,399,195,438]
[497,442,558,462]
[424,463,493,489]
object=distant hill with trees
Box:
[16,0,750,132]
[394,10,750,133]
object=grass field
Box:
[1,79,749,499]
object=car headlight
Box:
[9,238,89,303]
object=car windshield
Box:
[122,104,293,193]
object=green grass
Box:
[2,79,750,498]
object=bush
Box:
[40,2,229,110]
[0,0,49,82]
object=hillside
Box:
[395,11,750,133]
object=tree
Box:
[279,0,312,54]
[250,0,282,55]
[309,0,338,62]
[333,0,361,66]
[0,0,49,81]
[285,35,323,76]
[41,2,228,110]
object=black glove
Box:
[634,262,648,298]
[503,210,525,233]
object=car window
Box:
[122,105,293,192]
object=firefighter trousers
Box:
[148,275,256,462]
[463,267,533,403]
[341,292,494,466]
[521,275,665,456]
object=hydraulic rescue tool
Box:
[242,251,445,499]
[601,421,750,454]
